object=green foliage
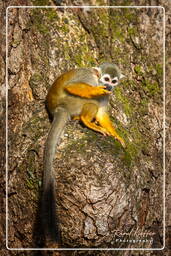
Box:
[31,9,49,34]
[155,63,163,76]
[114,87,134,117]
[134,65,143,75]
[26,150,41,190]
[142,79,161,97]
[45,9,59,22]
[32,0,50,5]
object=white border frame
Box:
[6,5,166,251]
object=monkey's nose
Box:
[104,84,113,91]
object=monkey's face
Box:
[98,63,125,91]
[99,74,119,91]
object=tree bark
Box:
[0,0,171,255]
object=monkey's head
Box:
[95,63,125,91]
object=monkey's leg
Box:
[80,103,109,135]
[65,83,110,98]
[96,111,125,147]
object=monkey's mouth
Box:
[104,84,113,91]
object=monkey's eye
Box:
[112,79,118,84]
[104,77,110,82]
[100,75,111,84]
[111,77,118,85]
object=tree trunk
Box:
[0,0,171,255]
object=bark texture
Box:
[0,0,171,255]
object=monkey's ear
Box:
[92,67,101,78]
[120,74,125,79]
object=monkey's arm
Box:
[64,83,110,98]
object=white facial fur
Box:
[100,74,119,86]
[93,66,125,90]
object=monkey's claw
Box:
[97,86,111,95]
[118,138,126,148]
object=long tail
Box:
[41,106,69,242]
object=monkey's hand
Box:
[65,83,111,99]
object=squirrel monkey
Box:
[41,63,125,243]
